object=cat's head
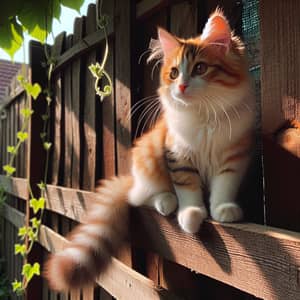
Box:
[150,9,249,110]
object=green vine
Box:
[88,0,112,101]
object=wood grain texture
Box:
[82,4,97,190]
[260,0,300,232]
[170,0,198,37]
[131,208,300,300]
[63,35,73,187]
[260,0,300,134]
[0,175,27,200]
[115,0,133,175]
[101,0,116,179]
[27,40,49,300]
[71,17,84,190]
[51,32,66,185]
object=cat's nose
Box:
[179,84,188,93]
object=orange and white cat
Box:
[45,9,254,291]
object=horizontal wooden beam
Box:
[2,203,176,299]
[4,179,300,299]
[52,22,114,74]
[3,203,25,228]
[131,209,300,300]
[0,175,28,200]
[136,0,169,19]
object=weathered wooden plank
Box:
[260,0,300,134]
[71,17,84,191]
[63,35,73,188]
[131,208,300,300]
[170,0,198,37]
[0,176,27,200]
[100,0,116,179]
[51,31,65,185]
[115,0,133,175]
[82,4,97,190]
[37,224,177,300]
[136,0,168,20]
[27,40,49,300]
[260,0,300,233]
[81,6,98,299]
[52,23,113,74]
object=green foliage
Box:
[22,263,40,283]
[0,0,85,58]
[3,164,16,175]
[14,244,26,256]
[30,197,45,214]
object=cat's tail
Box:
[44,175,133,291]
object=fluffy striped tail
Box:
[44,176,133,291]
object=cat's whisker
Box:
[134,100,159,140]
[215,100,232,140]
[151,59,162,80]
[140,102,160,136]
[207,100,218,130]
[128,97,159,121]
[138,49,152,64]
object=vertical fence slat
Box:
[101,0,116,179]
[26,40,48,300]
[115,0,133,176]
[260,0,300,231]
[71,18,84,191]
[63,35,73,187]
[51,32,65,186]
[82,4,97,190]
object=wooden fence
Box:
[1,0,300,299]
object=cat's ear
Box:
[158,27,180,58]
[201,8,231,53]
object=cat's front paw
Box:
[211,203,243,223]
[152,192,177,216]
[177,206,207,234]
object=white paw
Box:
[177,206,207,234]
[152,192,177,216]
[211,203,243,223]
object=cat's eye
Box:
[170,67,179,80]
[193,62,208,76]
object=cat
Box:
[44,9,255,291]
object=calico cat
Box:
[45,9,254,291]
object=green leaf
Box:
[30,197,45,214]
[20,108,34,118]
[43,142,52,151]
[3,165,16,175]
[7,145,16,154]
[37,181,46,190]
[18,2,51,43]
[12,280,22,292]
[41,114,49,121]
[27,227,36,241]
[18,226,28,239]
[14,243,26,256]
[29,83,42,100]
[22,262,40,283]
[30,217,41,229]
[60,0,84,12]
[0,17,23,59]
[17,131,28,142]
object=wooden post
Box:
[260,0,300,230]
[26,40,48,300]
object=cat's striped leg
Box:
[209,152,250,222]
[166,151,207,233]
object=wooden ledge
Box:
[2,176,300,299]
